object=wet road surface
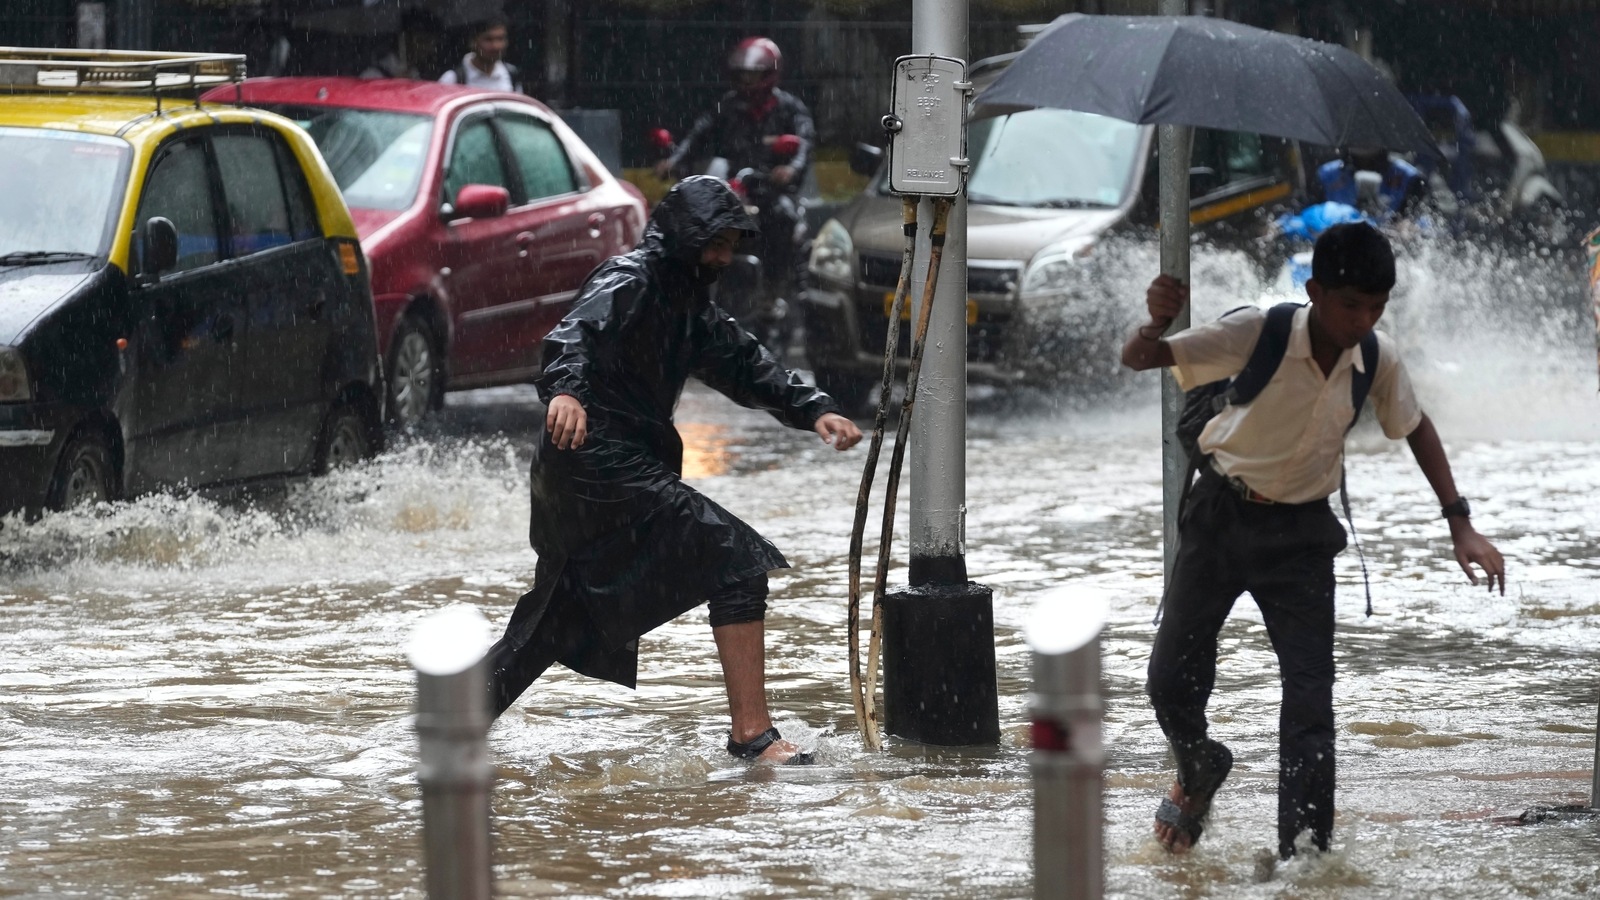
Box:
[2,242,1599,898]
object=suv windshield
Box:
[964,109,1140,209]
[0,128,130,258]
[265,106,433,211]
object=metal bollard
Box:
[407,605,496,900]
[1026,590,1109,900]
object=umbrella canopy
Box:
[974,14,1439,157]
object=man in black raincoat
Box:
[487,176,861,765]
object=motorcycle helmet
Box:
[729,37,781,100]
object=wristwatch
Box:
[1441,497,1472,519]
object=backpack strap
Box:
[1226,302,1300,407]
[454,61,470,86]
[1348,331,1379,430]
[1340,330,1381,616]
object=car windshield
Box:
[0,128,130,259]
[265,106,433,211]
[963,109,1141,209]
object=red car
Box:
[204,78,647,426]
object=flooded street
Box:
[3,246,1599,898]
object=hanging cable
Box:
[848,196,954,750]
[849,197,918,750]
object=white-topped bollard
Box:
[407,605,496,900]
[1025,590,1109,900]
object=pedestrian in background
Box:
[1120,222,1506,860]
[486,176,862,765]
[438,14,522,93]
[360,11,441,80]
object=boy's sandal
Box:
[1156,740,1233,852]
[1155,796,1207,850]
[727,726,815,766]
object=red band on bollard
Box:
[1031,718,1071,752]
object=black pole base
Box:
[881,581,1000,746]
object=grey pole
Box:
[1158,0,1194,584]
[407,606,496,900]
[1026,591,1108,900]
[908,0,969,587]
[882,0,1000,747]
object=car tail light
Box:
[336,240,362,276]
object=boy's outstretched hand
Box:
[1451,524,1507,595]
[547,394,588,450]
[814,413,862,451]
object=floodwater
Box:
[2,239,1599,898]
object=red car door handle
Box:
[587,213,606,238]
[516,231,536,259]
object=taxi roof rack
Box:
[0,47,246,112]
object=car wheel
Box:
[315,404,371,475]
[387,316,442,428]
[48,430,115,511]
[814,366,874,417]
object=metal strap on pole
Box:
[407,606,495,900]
[1027,591,1108,900]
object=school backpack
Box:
[1176,301,1378,477]
[1170,300,1380,614]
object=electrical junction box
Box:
[885,54,970,196]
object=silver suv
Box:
[801,53,1305,411]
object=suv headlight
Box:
[808,218,854,285]
[0,347,31,402]
[1020,237,1096,302]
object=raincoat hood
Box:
[641,176,759,266]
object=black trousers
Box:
[1147,467,1348,858]
[488,573,769,718]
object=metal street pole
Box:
[1027,592,1107,900]
[881,0,1000,746]
[407,606,495,900]
[1158,0,1193,584]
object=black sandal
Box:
[727,726,815,765]
[1156,740,1233,852]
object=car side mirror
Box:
[141,216,178,283]
[450,184,510,221]
[850,142,884,177]
[1189,166,1220,196]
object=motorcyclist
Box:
[1314,146,1429,223]
[653,37,816,348]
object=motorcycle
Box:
[650,128,809,357]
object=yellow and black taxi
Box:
[0,49,383,519]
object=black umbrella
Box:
[974,13,1438,157]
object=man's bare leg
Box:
[712,620,802,763]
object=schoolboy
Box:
[1120,222,1506,859]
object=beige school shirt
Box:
[1167,305,1422,504]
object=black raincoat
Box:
[490,177,839,702]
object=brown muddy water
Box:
[3,244,1599,898]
